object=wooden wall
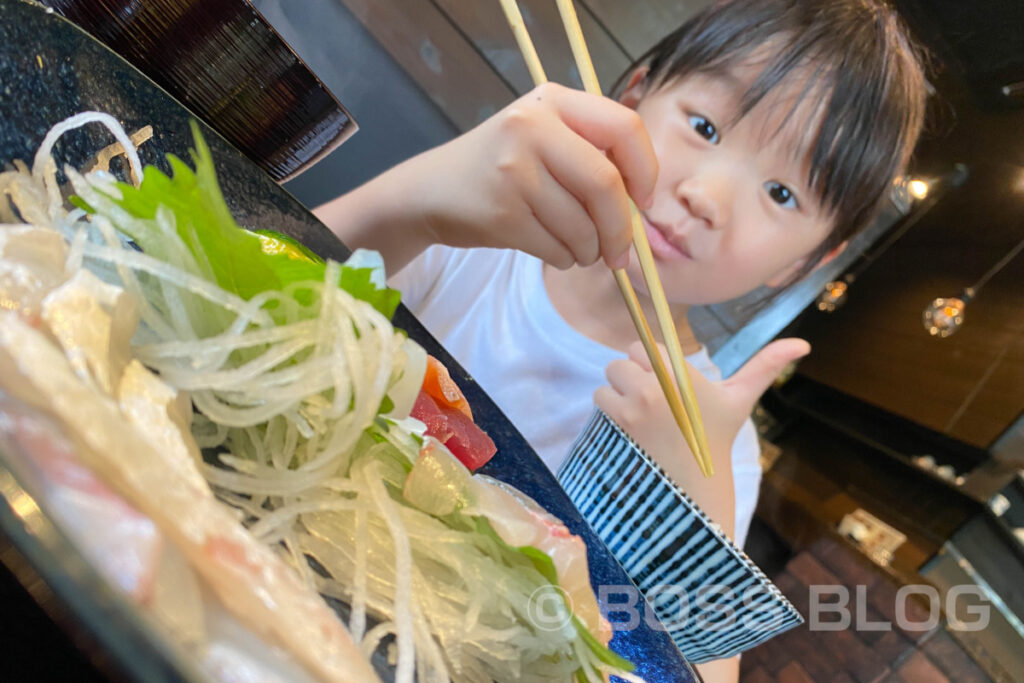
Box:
[257,0,461,206]
[336,0,711,131]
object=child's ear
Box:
[764,241,848,288]
[618,66,650,110]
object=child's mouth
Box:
[641,215,692,262]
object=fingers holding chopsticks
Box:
[413,82,655,270]
[534,83,658,210]
[529,86,657,269]
[506,84,657,268]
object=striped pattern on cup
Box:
[558,409,802,664]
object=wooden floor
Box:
[739,536,993,683]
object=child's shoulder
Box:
[389,246,539,313]
[396,244,536,288]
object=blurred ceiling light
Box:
[816,280,849,312]
[891,175,934,213]
[923,295,967,337]
[908,179,930,199]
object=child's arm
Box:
[315,83,657,275]
[594,338,811,539]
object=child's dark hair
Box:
[617,0,928,285]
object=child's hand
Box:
[414,83,657,269]
[318,83,657,274]
[594,338,810,536]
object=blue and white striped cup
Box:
[558,409,802,664]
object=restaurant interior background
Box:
[253,0,1024,680]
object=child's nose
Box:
[676,173,731,229]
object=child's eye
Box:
[688,114,719,144]
[764,181,798,209]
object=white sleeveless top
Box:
[391,246,761,548]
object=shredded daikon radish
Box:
[350,507,369,642]
[32,112,143,188]
[364,461,415,683]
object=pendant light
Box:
[924,233,1024,337]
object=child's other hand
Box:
[406,83,657,270]
[594,338,810,536]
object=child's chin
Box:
[632,275,732,309]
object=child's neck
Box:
[542,262,702,355]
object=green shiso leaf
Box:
[101,120,400,318]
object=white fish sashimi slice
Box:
[0,400,163,601]
[0,313,379,683]
[468,474,611,646]
[42,268,140,395]
[149,542,207,646]
[406,439,611,646]
[1,395,336,683]
[3,396,342,683]
[118,359,209,501]
[200,591,318,683]
[50,485,164,600]
[0,225,69,319]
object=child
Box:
[316,0,926,672]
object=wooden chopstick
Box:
[498,0,713,476]
[552,0,713,477]
[613,268,711,476]
[499,0,548,86]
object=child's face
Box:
[622,65,836,305]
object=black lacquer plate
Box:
[0,1,696,680]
